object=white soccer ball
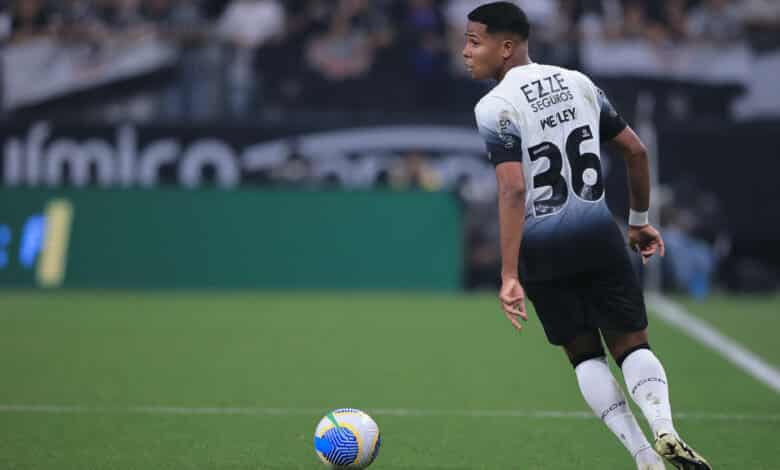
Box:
[313,408,381,469]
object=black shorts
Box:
[523,257,648,346]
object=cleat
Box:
[655,433,712,470]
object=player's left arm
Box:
[598,87,665,264]
[475,98,528,331]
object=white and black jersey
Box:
[475,63,628,281]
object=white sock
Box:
[621,348,678,439]
[635,446,665,469]
[575,357,653,460]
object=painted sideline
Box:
[647,294,780,395]
[0,404,777,422]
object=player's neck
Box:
[496,55,532,82]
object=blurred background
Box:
[1,0,779,295]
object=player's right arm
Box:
[599,88,665,264]
[495,162,528,331]
[475,97,528,331]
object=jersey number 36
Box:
[527,124,604,216]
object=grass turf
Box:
[0,292,778,469]
[674,293,780,367]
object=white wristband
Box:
[629,209,649,227]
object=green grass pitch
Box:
[0,292,778,469]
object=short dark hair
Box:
[467,2,530,40]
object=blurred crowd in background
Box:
[4,0,780,118]
[3,0,779,294]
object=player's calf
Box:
[572,352,662,469]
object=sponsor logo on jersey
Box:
[497,110,516,149]
[521,73,575,113]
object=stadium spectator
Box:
[271,150,315,187]
[688,0,744,43]
[658,0,690,42]
[0,0,7,112]
[742,0,780,51]
[304,11,374,82]
[46,0,106,42]
[399,0,448,78]
[216,0,285,115]
[662,207,717,299]
[216,0,284,48]
[0,1,8,39]
[108,0,148,31]
[10,0,53,41]
[743,0,780,25]
[534,0,580,67]
[154,0,219,120]
[618,0,652,40]
[388,151,442,191]
[395,0,449,108]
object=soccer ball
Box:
[314,408,381,469]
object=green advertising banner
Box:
[0,189,463,290]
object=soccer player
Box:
[463,3,711,470]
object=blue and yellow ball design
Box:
[314,408,380,469]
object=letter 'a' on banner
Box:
[36,199,73,288]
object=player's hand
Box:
[499,277,528,332]
[628,224,666,265]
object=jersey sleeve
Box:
[596,87,628,141]
[474,97,523,166]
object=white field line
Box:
[0,404,777,422]
[647,293,780,395]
